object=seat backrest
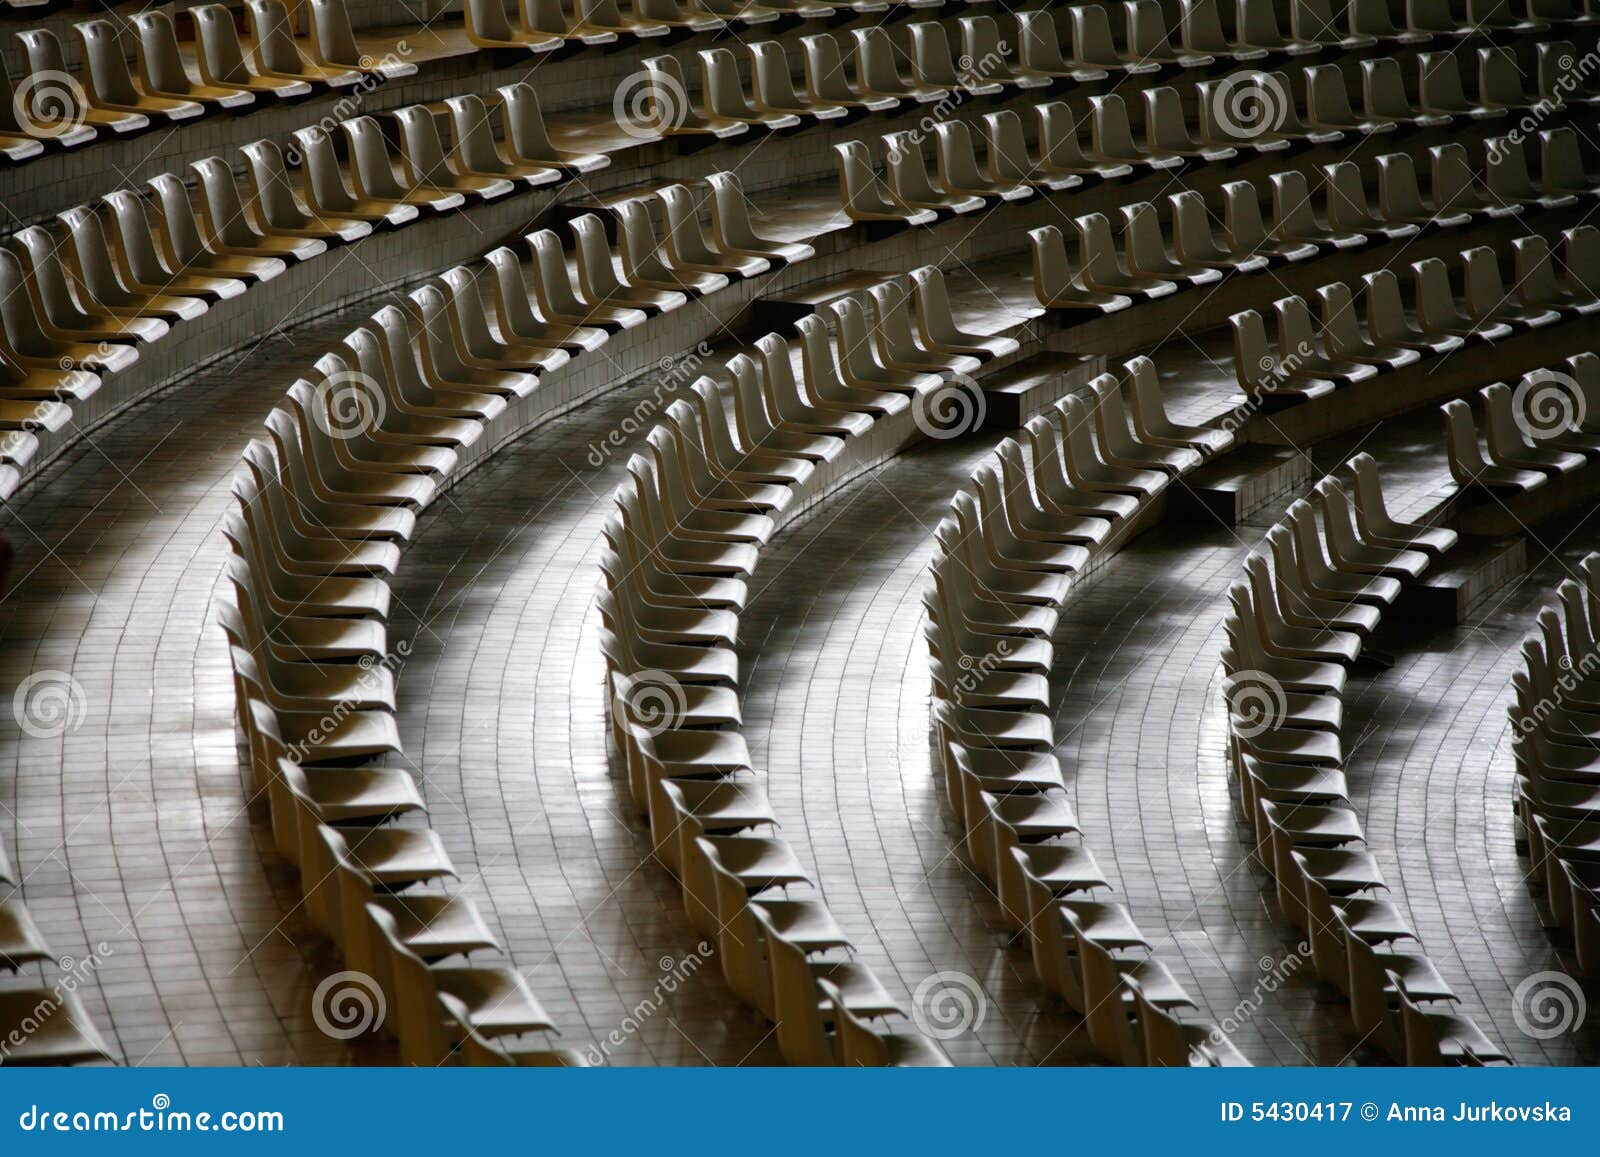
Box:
[498,82,558,163]
[749,904,835,1064]
[294,125,357,213]
[245,0,311,77]
[240,140,307,230]
[344,117,408,199]
[75,20,141,106]
[193,4,251,85]
[394,106,452,187]
[129,12,194,96]
[307,0,362,68]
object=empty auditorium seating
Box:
[1,0,1596,1073]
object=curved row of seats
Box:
[924,355,1249,1065]
[1231,227,1596,403]
[599,267,1048,1065]
[0,0,417,161]
[1220,460,1517,1064]
[0,78,627,500]
[1512,552,1600,978]
[1443,356,1600,496]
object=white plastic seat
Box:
[243,0,361,88]
[76,19,203,122]
[1223,180,1316,263]
[293,125,418,228]
[1375,151,1469,230]
[1077,212,1177,299]
[129,11,256,110]
[1124,355,1234,457]
[835,140,937,227]
[1030,225,1132,313]
[1146,85,1235,163]
[305,0,416,79]
[886,131,984,214]
[499,83,609,174]
[1169,190,1267,274]
[192,155,326,265]
[699,47,798,131]
[1180,0,1267,59]
[1305,63,1394,135]
[1122,201,1221,288]
[616,199,730,296]
[659,184,771,279]
[1037,101,1131,182]
[1363,56,1447,128]
[239,140,373,246]
[750,41,845,122]
[853,26,947,104]
[1317,281,1418,370]
[1016,10,1107,83]
[1481,381,1587,475]
[464,0,563,51]
[934,120,1032,202]
[911,265,1021,361]
[344,116,465,214]
[1089,93,1170,170]
[17,28,145,136]
[1418,51,1499,120]
[803,32,897,112]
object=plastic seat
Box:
[616,199,730,297]
[129,11,255,111]
[1363,56,1448,128]
[910,265,1020,362]
[659,183,771,279]
[803,32,898,112]
[1540,40,1600,106]
[1090,372,1202,474]
[1180,0,1267,59]
[1016,10,1107,82]
[910,21,998,95]
[1489,136,1575,210]
[1122,202,1221,288]
[1293,0,1375,45]
[481,250,602,357]
[306,0,417,79]
[243,0,361,88]
[1305,63,1394,135]
[0,988,113,1065]
[1078,212,1177,299]
[1125,355,1234,457]
[835,140,938,227]
[1407,0,1472,36]
[12,224,168,349]
[1418,51,1498,122]
[192,155,326,263]
[853,26,947,104]
[1126,0,1209,67]
[1030,225,1132,313]
[394,106,515,202]
[1232,309,1336,402]
[240,140,374,245]
[750,41,846,122]
[1317,281,1418,371]
[1482,381,1587,475]
[292,125,419,227]
[1194,75,1293,154]
[76,19,202,122]
[523,0,624,43]
[1344,453,1457,555]
[961,15,1034,88]
[1325,161,1417,241]
[1540,128,1600,200]
[929,120,1028,202]
[1462,246,1559,333]
[569,214,684,316]
[1068,5,1155,74]
[344,117,465,213]
[700,47,798,132]
[1147,85,1235,163]
[1238,0,1321,52]
[498,83,608,175]
[1169,190,1267,275]
[1376,151,1469,230]
[1037,101,1131,182]
[99,191,245,306]
[1089,93,1170,170]
[192,3,312,98]
[17,29,145,137]
[1514,233,1600,316]
[1223,179,1316,263]
[464,0,563,51]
